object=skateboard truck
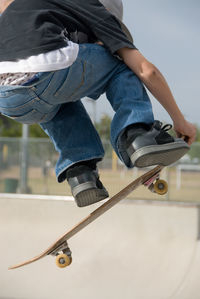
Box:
[49,241,72,268]
[144,172,168,195]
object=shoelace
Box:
[153,121,173,132]
[161,124,173,132]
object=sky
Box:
[84,0,200,126]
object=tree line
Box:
[0,113,200,143]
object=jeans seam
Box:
[66,60,86,100]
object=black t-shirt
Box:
[0,0,136,62]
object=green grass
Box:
[1,167,199,203]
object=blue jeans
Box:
[0,44,154,181]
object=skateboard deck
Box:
[9,165,167,270]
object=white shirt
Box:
[0,41,79,85]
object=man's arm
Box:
[117,47,196,145]
[0,0,13,13]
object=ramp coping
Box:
[1,193,200,208]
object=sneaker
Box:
[66,165,109,207]
[126,121,190,167]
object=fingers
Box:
[174,121,197,146]
[186,136,193,146]
[176,133,191,145]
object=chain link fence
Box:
[0,137,200,202]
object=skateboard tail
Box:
[9,259,38,270]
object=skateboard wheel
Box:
[55,254,72,268]
[154,179,168,195]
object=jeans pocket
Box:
[0,86,31,98]
[2,109,49,124]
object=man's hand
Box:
[173,119,197,146]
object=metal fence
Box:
[0,137,200,202]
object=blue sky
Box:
[84,0,200,125]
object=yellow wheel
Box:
[55,254,72,268]
[154,179,168,195]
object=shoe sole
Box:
[72,182,109,207]
[75,189,109,207]
[131,142,189,168]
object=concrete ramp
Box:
[0,194,200,299]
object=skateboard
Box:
[9,165,168,270]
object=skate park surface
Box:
[0,193,200,299]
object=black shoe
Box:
[126,121,190,167]
[66,165,109,207]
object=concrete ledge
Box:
[1,192,200,208]
[0,193,73,202]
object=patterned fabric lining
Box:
[0,73,36,86]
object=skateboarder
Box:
[0,0,196,207]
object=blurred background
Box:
[0,0,199,201]
[0,1,200,298]
[0,127,200,203]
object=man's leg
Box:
[104,62,154,166]
[33,44,125,207]
[105,62,189,168]
[40,101,108,207]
